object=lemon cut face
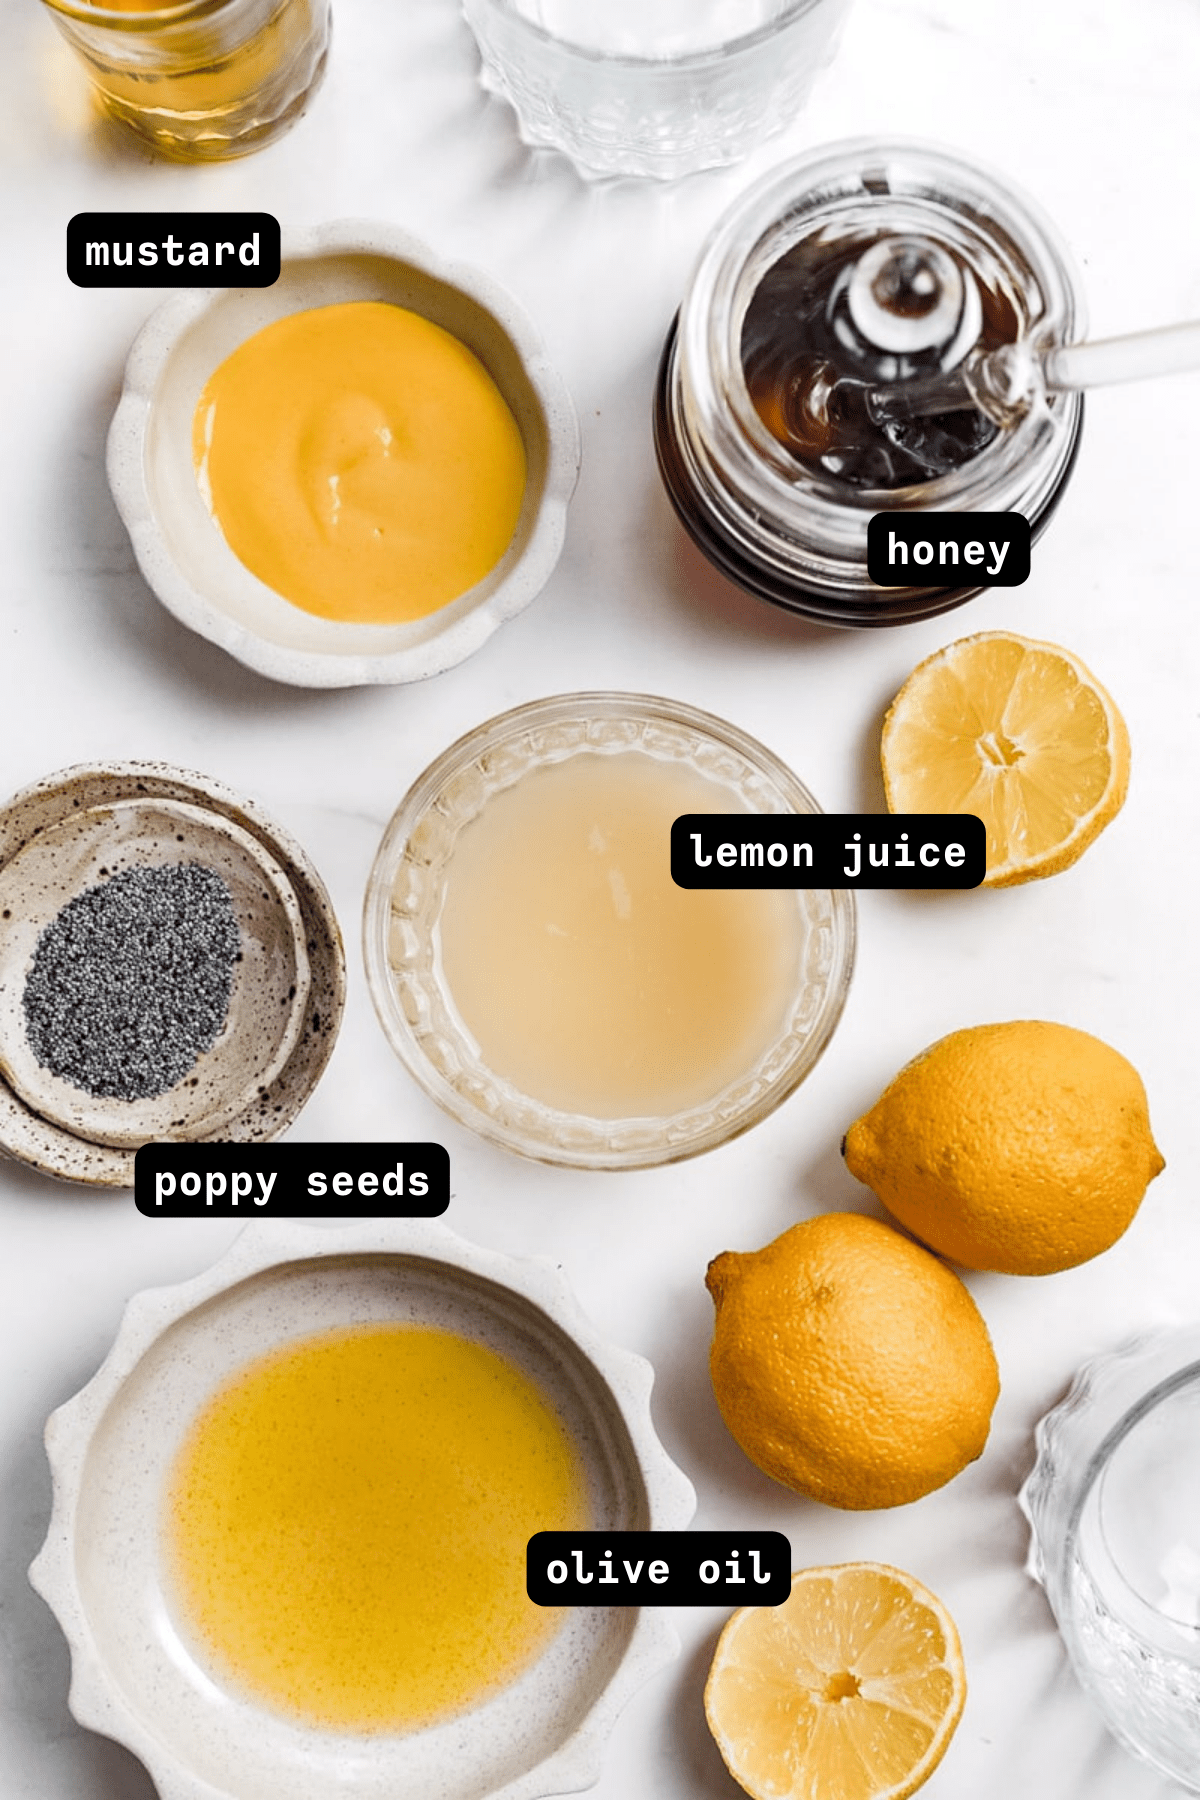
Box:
[881,631,1129,886]
[705,1563,966,1800]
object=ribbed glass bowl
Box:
[364,692,855,1169]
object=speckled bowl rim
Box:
[107,220,581,689]
[29,1217,696,1800]
[0,763,346,1188]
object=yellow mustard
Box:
[193,301,527,624]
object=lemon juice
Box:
[435,751,803,1119]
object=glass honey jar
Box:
[654,139,1085,626]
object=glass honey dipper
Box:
[784,234,1200,448]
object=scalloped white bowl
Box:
[107,222,581,688]
[30,1219,694,1800]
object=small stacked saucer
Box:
[0,763,345,1187]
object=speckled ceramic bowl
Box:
[107,221,581,688]
[30,1218,695,1800]
[0,764,345,1186]
[0,796,311,1147]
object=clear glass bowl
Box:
[1020,1332,1200,1792]
[655,139,1086,624]
[460,0,852,181]
[364,693,855,1169]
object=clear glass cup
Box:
[1020,1332,1200,1791]
[40,0,330,161]
[654,139,1086,625]
[459,0,852,181]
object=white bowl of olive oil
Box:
[108,221,580,689]
[30,1218,694,1800]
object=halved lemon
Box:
[881,631,1129,887]
[705,1563,966,1800]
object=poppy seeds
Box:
[22,863,241,1102]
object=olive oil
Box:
[166,1324,588,1731]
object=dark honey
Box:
[741,234,1021,489]
[653,141,1085,625]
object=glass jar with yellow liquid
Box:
[40,0,329,160]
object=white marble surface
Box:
[1,0,1199,1796]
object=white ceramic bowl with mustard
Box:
[107,221,581,688]
[30,1218,695,1800]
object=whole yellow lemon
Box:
[843,1021,1164,1275]
[706,1213,999,1510]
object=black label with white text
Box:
[67,212,281,287]
[527,1532,791,1606]
[672,814,985,888]
[867,511,1030,586]
[135,1142,450,1216]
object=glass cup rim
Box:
[1067,1358,1200,1562]
[462,0,832,71]
[363,690,856,1170]
[1021,1332,1200,1794]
